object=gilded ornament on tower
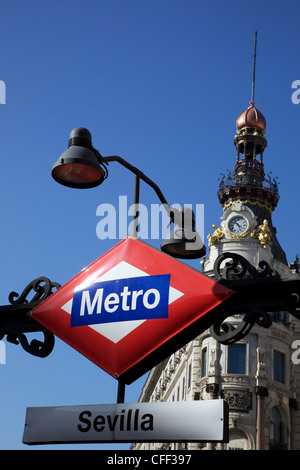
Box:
[251,219,272,248]
[207,224,224,247]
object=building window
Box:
[187,362,192,389]
[201,347,207,377]
[271,311,288,324]
[273,350,285,383]
[228,344,246,374]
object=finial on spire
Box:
[250,31,257,106]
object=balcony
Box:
[218,169,279,197]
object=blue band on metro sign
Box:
[30,237,234,382]
[71,274,171,327]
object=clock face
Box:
[228,216,247,234]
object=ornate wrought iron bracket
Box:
[0,277,61,358]
[1,254,300,359]
[210,252,300,345]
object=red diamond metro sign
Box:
[30,237,234,384]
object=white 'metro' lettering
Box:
[80,286,160,316]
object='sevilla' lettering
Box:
[71,274,171,327]
[78,409,154,433]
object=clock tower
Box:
[135,34,300,451]
[203,99,290,277]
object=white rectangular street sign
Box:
[23,400,228,445]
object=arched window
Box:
[273,350,286,383]
[227,430,249,450]
[269,407,287,450]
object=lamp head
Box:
[51,127,107,189]
[160,207,206,259]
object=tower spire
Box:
[251,31,257,105]
[217,32,282,214]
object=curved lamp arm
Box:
[98,154,173,219]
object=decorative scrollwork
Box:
[210,252,300,344]
[213,252,275,281]
[210,308,272,345]
[286,292,300,318]
[0,277,61,358]
[209,252,281,344]
[6,328,55,358]
[8,276,61,306]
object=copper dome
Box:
[236,101,266,134]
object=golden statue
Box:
[208,224,224,247]
[251,219,272,248]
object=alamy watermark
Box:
[96,196,205,250]
[0,340,6,364]
[0,80,6,104]
[291,341,300,364]
[291,80,300,104]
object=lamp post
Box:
[51,127,206,259]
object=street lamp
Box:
[51,127,206,260]
[51,128,107,189]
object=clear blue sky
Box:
[0,0,299,450]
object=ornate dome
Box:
[236,101,266,134]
